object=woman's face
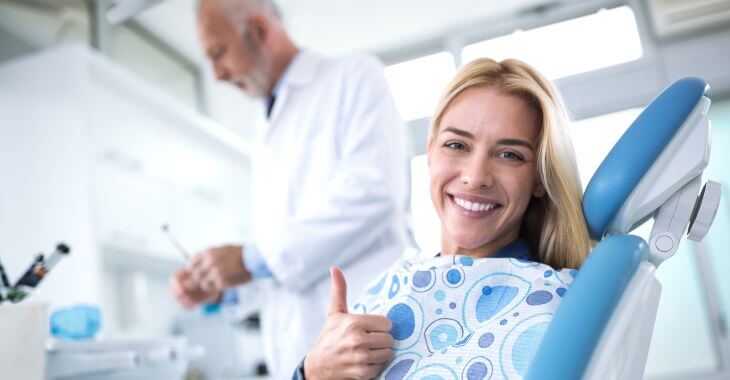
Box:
[428,86,543,257]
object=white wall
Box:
[0,45,255,341]
[0,46,101,308]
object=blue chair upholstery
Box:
[583,77,710,240]
[524,236,647,379]
[524,77,710,380]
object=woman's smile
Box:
[447,193,503,218]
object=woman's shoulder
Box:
[470,256,578,282]
[354,251,579,307]
[373,248,580,284]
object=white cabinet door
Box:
[166,143,250,254]
[92,160,172,257]
[86,50,252,261]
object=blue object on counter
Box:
[50,305,101,340]
[201,302,221,315]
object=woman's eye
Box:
[498,151,524,161]
[445,142,466,150]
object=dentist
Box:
[168,0,414,377]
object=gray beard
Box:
[231,67,270,98]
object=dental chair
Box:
[525,77,722,380]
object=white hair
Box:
[213,0,281,34]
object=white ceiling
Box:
[135,0,553,63]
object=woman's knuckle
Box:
[353,364,369,379]
[350,316,365,329]
[344,318,363,334]
[345,333,362,349]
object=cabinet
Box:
[0,44,253,335]
[83,50,252,261]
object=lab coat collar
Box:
[277,49,318,90]
[264,50,318,125]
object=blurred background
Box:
[0,0,729,379]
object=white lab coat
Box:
[239,50,414,378]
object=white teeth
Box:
[454,196,496,212]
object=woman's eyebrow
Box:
[496,138,534,151]
[441,127,474,139]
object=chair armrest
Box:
[524,235,648,380]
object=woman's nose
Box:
[461,156,495,189]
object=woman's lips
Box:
[449,194,502,218]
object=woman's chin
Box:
[444,231,493,253]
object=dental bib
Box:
[353,248,576,380]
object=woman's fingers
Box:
[363,364,386,379]
[366,332,394,349]
[363,314,392,332]
[367,348,394,364]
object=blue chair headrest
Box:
[582,77,709,241]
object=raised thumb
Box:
[328,266,348,315]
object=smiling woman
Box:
[299,58,592,379]
[430,86,544,261]
[428,58,592,268]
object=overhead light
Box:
[106,0,167,25]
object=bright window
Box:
[385,52,456,121]
[569,107,642,188]
[462,6,643,79]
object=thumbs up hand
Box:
[304,267,395,379]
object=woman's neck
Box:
[440,229,520,258]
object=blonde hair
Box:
[429,58,592,269]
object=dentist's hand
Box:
[169,268,221,309]
[303,267,394,379]
[169,245,252,308]
[188,245,252,293]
